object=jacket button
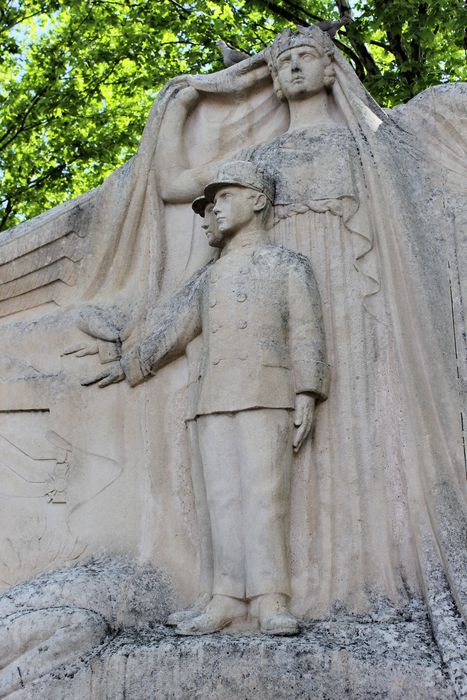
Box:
[212,358,221,365]
[209,298,217,307]
[239,351,248,360]
[236,292,247,302]
[238,320,247,329]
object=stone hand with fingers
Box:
[62,341,99,358]
[80,362,125,388]
[293,393,316,453]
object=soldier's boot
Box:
[258,593,299,636]
[175,594,247,636]
[166,592,211,626]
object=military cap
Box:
[204,160,275,204]
[191,195,209,216]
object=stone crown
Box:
[267,26,335,63]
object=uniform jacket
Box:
[121,236,330,415]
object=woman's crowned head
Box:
[267,26,336,101]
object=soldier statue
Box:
[87,161,329,635]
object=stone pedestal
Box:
[10,617,454,699]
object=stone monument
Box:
[0,22,466,699]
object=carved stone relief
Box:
[0,19,466,696]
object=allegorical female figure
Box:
[236,30,397,615]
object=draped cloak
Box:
[0,37,466,691]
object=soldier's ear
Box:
[253,192,267,213]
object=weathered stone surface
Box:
[0,19,466,699]
[8,611,454,699]
[0,557,174,697]
[0,25,465,623]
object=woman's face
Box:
[275,44,327,101]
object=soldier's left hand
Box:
[293,393,316,452]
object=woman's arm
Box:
[157,87,219,203]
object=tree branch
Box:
[0,9,45,35]
[335,0,381,79]
[333,38,367,81]
[369,39,391,51]
[0,196,13,230]
[410,3,428,65]
[0,86,49,150]
[280,0,325,23]
[342,31,381,78]
[252,0,317,27]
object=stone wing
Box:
[0,190,94,320]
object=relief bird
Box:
[216,40,250,67]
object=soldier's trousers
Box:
[196,408,293,600]
[186,420,214,594]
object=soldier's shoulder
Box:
[176,260,211,297]
[254,244,311,269]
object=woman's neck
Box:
[287,92,333,131]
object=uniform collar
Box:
[220,229,268,256]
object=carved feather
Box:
[0,196,92,319]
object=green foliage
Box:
[1,0,465,231]
[347,0,467,104]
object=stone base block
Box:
[10,616,455,699]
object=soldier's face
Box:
[213,185,258,237]
[202,203,223,248]
[275,45,327,100]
